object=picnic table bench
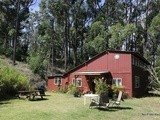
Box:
[17,90,45,100]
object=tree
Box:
[148,13,160,65]
[148,66,160,94]
[0,0,34,63]
[108,23,136,50]
[84,21,107,57]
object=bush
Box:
[55,87,68,93]
[95,78,108,94]
[27,55,46,79]
[0,60,29,98]
[111,85,126,99]
[66,84,77,95]
[66,84,81,97]
[111,85,125,93]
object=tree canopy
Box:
[0,0,160,83]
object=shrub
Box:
[66,84,77,95]
[111,85,125,93]
[95,78,108,94]
[27,55,46,79]
[111,85,126,99]
[66,84,81,97]
[0,60,29,98]
[55,87,68,93]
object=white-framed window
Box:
[54,77,62,85]
[135,76,140,88]
[113,78,122,86]
[72,78,82,87]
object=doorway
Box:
[86,74,112,94]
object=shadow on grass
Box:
[44,94,51,97]
[146,93,160,97]
[0,101,11,105]
[29,98,48,102]
[97,108,118,112]
[94,106,133,112]
[109,106,133,110]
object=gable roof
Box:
[74,71,110,76]
[107,50,150,65]
[63,50,150,77]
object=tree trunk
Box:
[13,0,20,65]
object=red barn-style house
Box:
[48,50,150,97]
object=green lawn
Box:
[0,92,160,120]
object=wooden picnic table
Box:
[17,90,45,100]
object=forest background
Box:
[0,0,160,82]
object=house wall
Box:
[63,75,89,92]
[48,76,69,92]
[132,65,149,97]
[47,76,55,91]
[62,53,109,92]
[85,53,108,71]
[47,51,149,97]
[66,52,132,96]
[107,52,132,97]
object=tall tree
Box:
[0,0,34,63]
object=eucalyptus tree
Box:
[0,0,34,64]
[27,0,56,78]
[47,0,89,68]
[148,13,160,65]
[84,20,107,58]
[84,0,136,54]
[69,1,88,66]
[47,0,70,70]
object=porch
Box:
[74,71,112,94]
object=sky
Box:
[29,0,41,12]
[29,0,105,12]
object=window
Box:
[54,77,62,85]
[113,78,122,86]
[72,78,82,87]
[135,76,140,88]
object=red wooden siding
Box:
[85,53,108,71]
[48,76,69,92]
[47,50,150,97]
[132,65,149,97]
[107,52,132,96]
[108,53,132,73]
[47,77,55,91]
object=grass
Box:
[0,92,160,120]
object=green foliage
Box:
[85,21,107,57]
[55,87,68,93]
[66,84,77,95]
[0,59,29,98]
[95,78,108,94]
[148,13,160,37]
[27,54,46,79]
[151,60,160,92]
[0,0,33,62]
[66,84,81,97]
[0,93,160,120]
[1,0,160,81]
[8,29,16,36]
[111,84,125,93]
[108,23,136,49]
[149,62,160,92]
[3,47,13,58]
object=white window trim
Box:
[54,77,62,85]
[72,78,82,87]
[135,76,140,88]
[113,78,122,86]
